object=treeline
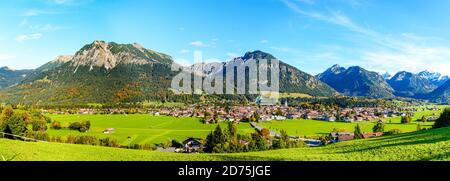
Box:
[203,122,305,153]
[0,105,51,141]
[434,107,450,128]
[47,135,156,151]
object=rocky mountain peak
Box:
[66,40,173,70]
[71,41,118,70]
[242,50,275,60]
[54,55,73,62]
[381,72,392,80]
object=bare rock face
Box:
[71,40,119,70]
[54,55,73,63]
[68,40,161,70]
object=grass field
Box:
[1,126,449,161]
[260,107,445,137]
[46,114,254,145]
[45,107,446,145]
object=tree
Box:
[433,107,450,128]
[68,122,82,131]
[253,112,260,122]
[260,128,270,138]
[1,106,14,119]
[213,114,220,124]
[372,120,385,132]
[354,124,363,139]
[275,108,283,116]
[420,116,427,123]
[4,113,28,137]
[251,133,268,151]
[31,120,47,132]
[416,124,422,131]
[227,121,237,138]
[279,130,289,148]
[69,121,91,132]
[51,121,62,130]
[401,115,412,124]
[205,124,228,153]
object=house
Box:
[343,117,354,123]
[183,138,202,153]
[330,132,354,142]
[103,128,115,134]
[362,132,383,139]
[325,116,336,122]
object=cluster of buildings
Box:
[42,104,432,125]
[152,105,421,124]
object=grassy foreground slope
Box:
[1,126,449,161]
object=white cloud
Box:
[190,41,205,47]
[180,49,190,54]
[361,46,450,76]
[260,39,269,44]
[16,33,43,42]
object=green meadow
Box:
[1,126,449,161]
[46,114,254,145]
[260,107,444,137]
[45,106,445,145]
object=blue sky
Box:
[1,0,450,75]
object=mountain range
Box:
[0,67,32,89]
[387,71,437,97]
[0,41,337,105]
[317,64,394,98]
[0,40,449,104]
[417,70,449,87]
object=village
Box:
[42,103,441,124]
[39,104,441,153]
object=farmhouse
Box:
[183,138,202,153]
[103,128,115,134]
[362,132,384,139]
[330,132,355,142]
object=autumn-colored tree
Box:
[260,128,271,138]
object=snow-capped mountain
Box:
[418,70,449,87]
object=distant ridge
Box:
[317,65,394,98]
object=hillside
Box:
[388,71,437,97]
[418,70,449,87]
[0,67,32,90]
[194,51,338,97]
[422,79,450,103]
[1,126,449,161]
[0,43,338,105]
[317,64,394,98]
[0,41,180,105]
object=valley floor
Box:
[1,126,449,161]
